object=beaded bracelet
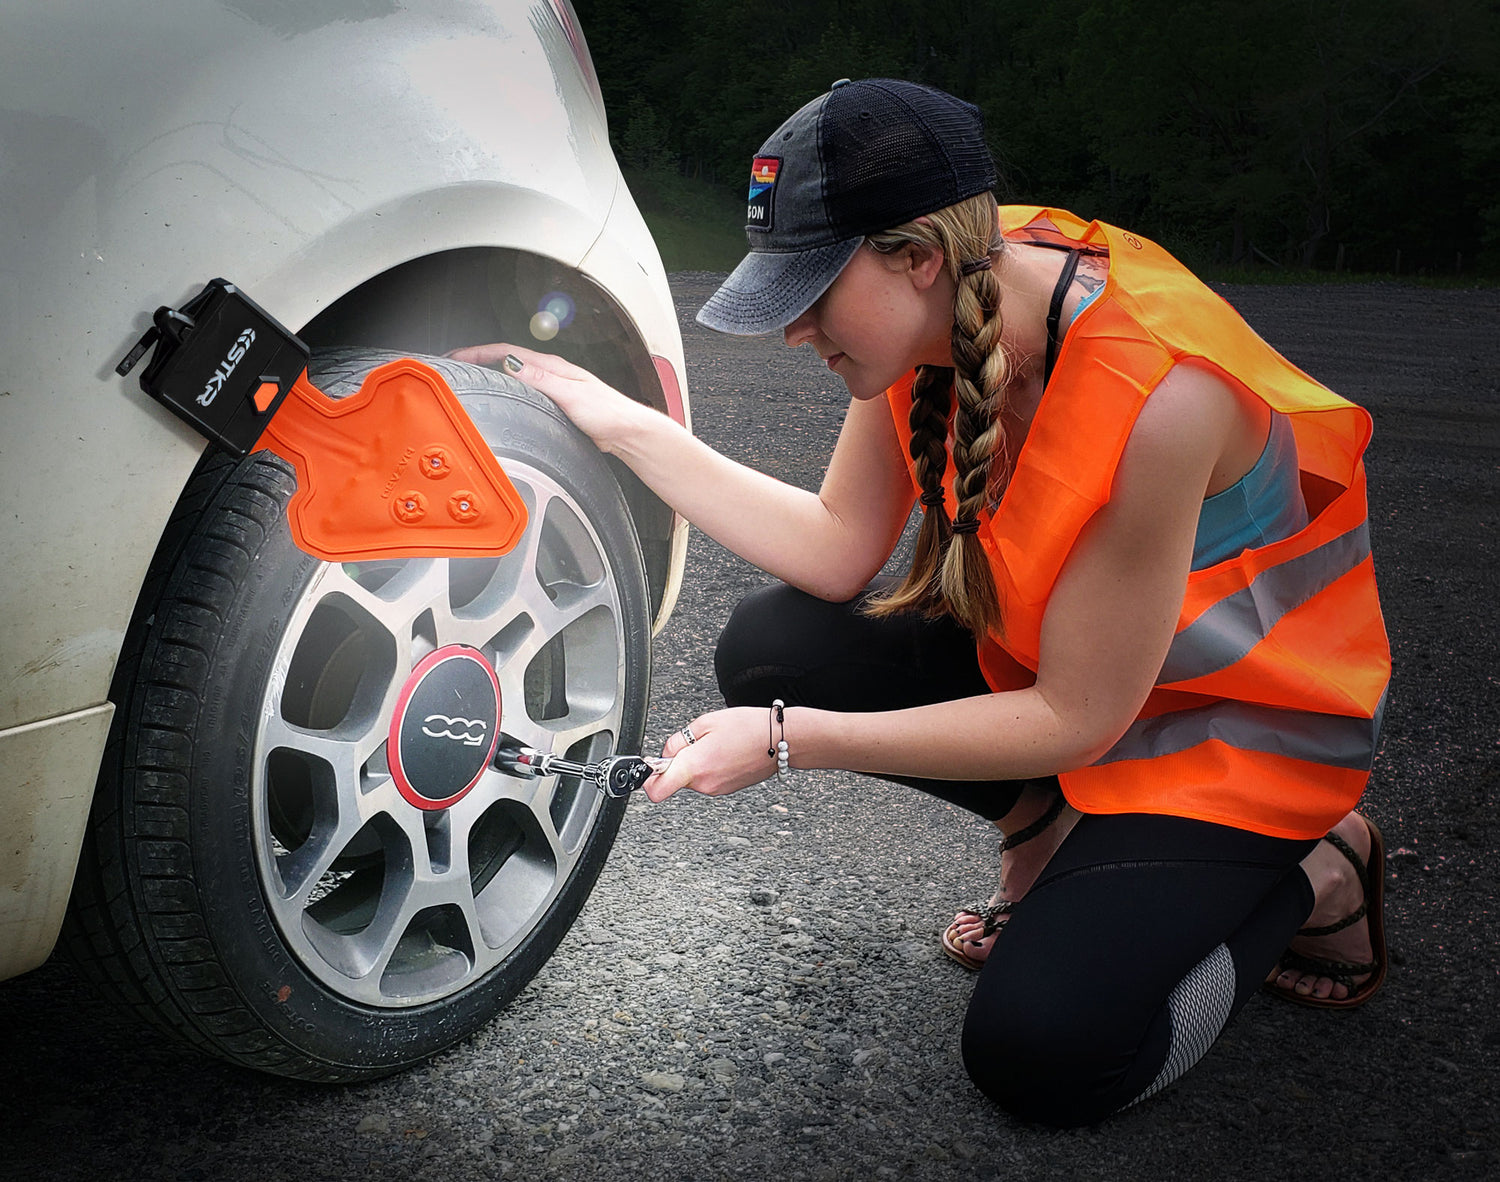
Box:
[766,699,789,777]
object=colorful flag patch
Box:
[747,156,780,231]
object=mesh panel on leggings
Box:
[1129,943,1237,1107]
[822,83,993,239]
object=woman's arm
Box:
[451,344,914,602]
[646,363,1251,798]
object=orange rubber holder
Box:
[252,380,280,413]
[254,360,528,562]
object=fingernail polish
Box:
[502,354,524,374]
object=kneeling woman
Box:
[452,78,1390,1127]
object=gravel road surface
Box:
[2,275,1496,1181]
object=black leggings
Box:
[715,582,1319,1128]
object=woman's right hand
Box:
[445,343,647,454]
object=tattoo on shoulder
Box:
[1074,255,1107,295]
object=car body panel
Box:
[578,194,692,626]
[0,0,686,976]
[0,706,114,979]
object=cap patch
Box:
[747,156,780,232]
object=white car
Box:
[0,0,689,1080]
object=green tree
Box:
[574,0,1500,275]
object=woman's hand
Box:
[642,707,782,803]
[445,343,647,453]
[451,339,918,612]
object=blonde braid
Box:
[873,362,953,617]
[941,208,1008,636]
[863,191,1008,636]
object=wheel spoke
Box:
[522,790,568,864]
[456,895,489,962]
[542,719,621,758]
[346,893,415,985]
[275,811,364,906]
[261,713,387,775]
[320,559,455,669]
[531,580,617,642]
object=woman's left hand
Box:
[642,707,782,803]
[445,343,649,453]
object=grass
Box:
[621,167,746,272]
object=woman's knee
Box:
[715,584,807,705]
[960,970,1130,1128]
[713,582,870,707]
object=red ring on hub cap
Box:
[388,645,501,811]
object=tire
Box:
[64,349,651,1081]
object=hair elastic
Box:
[919,489,946,507]
[960,257,993,276]
[951,517,982,535]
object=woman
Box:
[452,78,1389,1127]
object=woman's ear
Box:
[905,242,947,291]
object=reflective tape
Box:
[1096,691,1386,771]
[1159,522,1372,685]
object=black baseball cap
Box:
[696,78,997,336]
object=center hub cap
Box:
[389,645,501,811]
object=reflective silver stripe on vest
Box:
[1095,691,1386,771]
[1158,521,1371,686]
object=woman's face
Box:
[783,243,954,400]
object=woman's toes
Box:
[1304,975,1343,1000]
[950,911,990,942]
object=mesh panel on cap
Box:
[822,81,993,239]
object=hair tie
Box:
[919,489,946,507]
[960,257,992,276]
[951,517,982,535]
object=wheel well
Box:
[296,247,675,622]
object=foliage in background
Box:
[619,167,747,272]
[576,0,1500,276]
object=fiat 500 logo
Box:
[421,714,488,746]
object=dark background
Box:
[578,0,1500,277]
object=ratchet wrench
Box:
[493,739,669,799]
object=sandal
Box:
[940,792,1068,971]
[1266,816,1388,1010]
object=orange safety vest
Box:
[886,207,1390,840]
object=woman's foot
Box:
[941,785,1079,970]
[1265,810,1387,1006]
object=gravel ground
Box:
[1,275,1496,1181]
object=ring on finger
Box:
[681,725,697,746]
